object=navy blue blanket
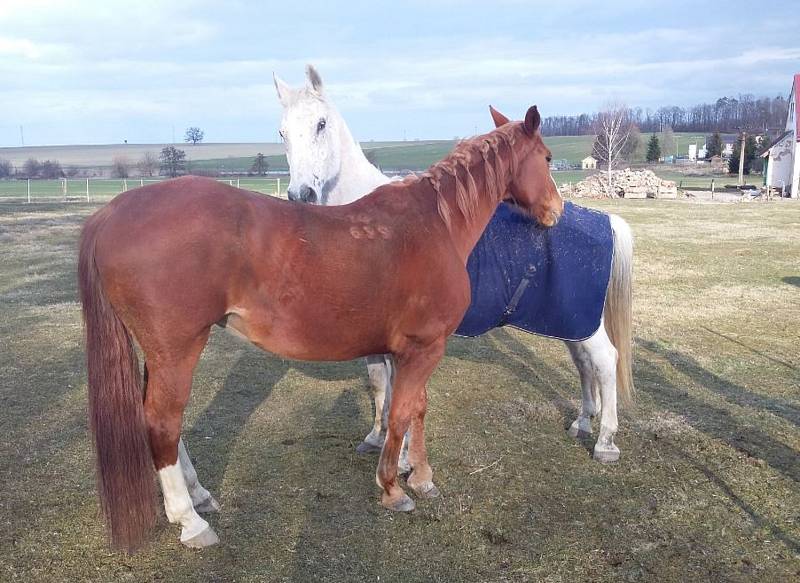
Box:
[455,201,613,341]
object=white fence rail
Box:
[0,177,285,204]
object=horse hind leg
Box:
[578,325,620,463]
[178,438,220,514]
[357,354,391,454]
[146,363,220,514]
[565,340,597,439]
[143,331,220,548]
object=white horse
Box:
[275,65,634,465]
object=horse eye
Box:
[317,119,326,133]
[546,155,552,163]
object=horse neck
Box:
[325,111,390,205]
[435,147,513,263]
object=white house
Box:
[581,156,597,170]
[762,73,800,197]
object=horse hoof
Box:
[181,525,220,549]
[356,441,382,455]
[568,426,592,439]
[410,481,440,499]
[594,446,620,464]
[194,495,221,514]
[382,492,416,512]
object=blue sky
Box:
[0,0,798,146]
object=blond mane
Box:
[417,127,520,231]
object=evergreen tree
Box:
[250,153,268,175]
[706,131,722,158]
[728,134,758,175]
[646,134,661,162]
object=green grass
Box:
[0,198,798,582]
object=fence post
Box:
[277,177,280,196]
[140,178,144,187]
[237,177,240,188]
[27,178,31,203]
[63,178,67,201]
[86,178,90,202]
[123,178,128,192]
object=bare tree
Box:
[0,159,12,178]
[592,103,632,196]
[22,158,41,178]
[111,156,130,178]
[621,125,643,162]
[137,151,159,177]
[185,127,204,145]
[40,160,64,179]
[160,146,186,177]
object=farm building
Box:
[581,156,597,170]
[761,73,800,198]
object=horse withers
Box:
[78,107,562,550]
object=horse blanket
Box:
[455,201,614,341]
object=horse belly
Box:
[225,301,387,362]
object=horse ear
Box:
[523,105,541,136]
[489,105,510,128]
[306,64,324,94]
[274,73,292,107]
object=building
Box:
[581,156,597,170]
[761,73,800,197]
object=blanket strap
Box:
[499,264,537,326]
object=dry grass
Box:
[0,199,798,582]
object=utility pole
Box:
[738,131,746,187]
[19,125,24,146]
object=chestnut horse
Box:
[78,107,562,551]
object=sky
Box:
[0,0,798,146]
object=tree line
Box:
[0,147,271,180]
[541,94,789,136]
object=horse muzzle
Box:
[287,185,319,204]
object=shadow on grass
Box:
[663,442,800,554]
[636,338,799,483]
[185,345,363,494]
[782,276,800,288]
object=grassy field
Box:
[1,198,798,582]
[0,132,722,175]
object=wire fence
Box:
[0,177,287,204]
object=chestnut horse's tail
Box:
[78,207,156,552]
[604,214,634,406]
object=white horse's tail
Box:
[604,214,634,406]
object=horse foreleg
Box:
[357,354,391,454]
[178,438,220,513]
[144,333,219,548]
[406,385,440,499]
[376,339,444,512]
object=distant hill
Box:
[0,133,713,173]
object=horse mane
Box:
[417,127,520,231]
